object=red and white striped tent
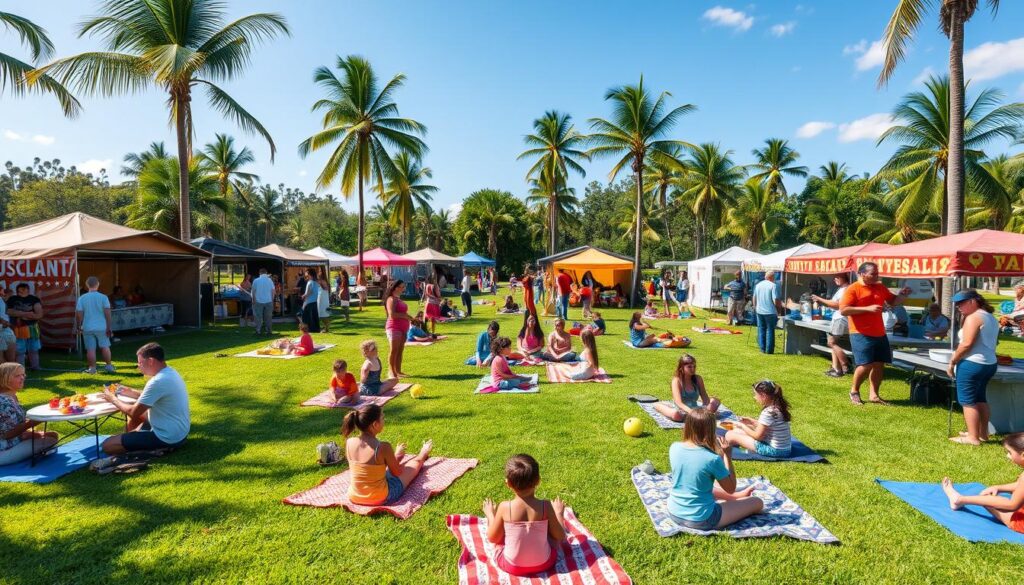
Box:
[0,212,210,349]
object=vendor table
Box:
[25,393,131,466]
[111,303,174,331]
[892,349,1024,433]
[783,317,946,355]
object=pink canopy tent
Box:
[784,243,894,275]
[850,229,1024,278]
[359,248,416,267]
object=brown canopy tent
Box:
[255,244,330,311]
[0,212,211,348]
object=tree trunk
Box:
[943,9,966,315]
[174,90,192,241]
[660,184,676,260]
[549,190,558,255]
[631,158,644,307]
[357,174,365,281]
[489,227,498,268]
[694,212,705,259]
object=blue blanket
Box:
[732,438,826,464]
[631,467,839,543]
[877,480,1024,544]
[0,435,107,484]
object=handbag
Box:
[910,372,949,406]
[316,441,343,466]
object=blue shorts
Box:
[15,337,41,354]
[120,423,186,452]
[360,382,382,397]
[754,441,792,458]
[956,360,997,406]
[670,503,722,531]
[850,333,892,366]
[83,330,110,351]
[384,470,405,504]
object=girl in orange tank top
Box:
[342,404,433,506]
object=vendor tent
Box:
[256,244,330,310]
[543,246,634,293]
[0,212,210,348]
[404,247,464,285]
[849,229,1024,278]
[688,246,760,309]
[360,247,416,267]
[192,237,284,320]
[192,237,283,275]
[654,260,688,269]
[743,243,827,273]
[784,242,893,274]
[460,251,496,268]
[304,246,357,269]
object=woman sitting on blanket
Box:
[644,299,659,318]
[491,337,534,390]
[724,380,793,458]
[628,312,659,348]
[267,323,315,355]
[668,408,763,530]
[501,295,520,313]
[469,321,502,367]
[544,319,577,362]
[654,354,720,421]
[359,340,399,397]
[343,404,433,506]
[517,314,546,357]
[942,432,1024,534]
[569,329,601,381]
[407,312,437,343]
[483,454,568,576]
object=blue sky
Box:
[3,1,1024,216]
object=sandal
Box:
[849,391,864,406]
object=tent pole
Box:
[74,249,82,357]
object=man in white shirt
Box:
[251,268,276,335]
[752,271,783,354]
[74,276,114,374]
[461,272,473,317]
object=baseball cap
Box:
[951,289,982,304]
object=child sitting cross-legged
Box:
[724,380,793,458]
[483,454,567,576]
[491,337,533,390]
[407,312,436,343]
[654,354,720,422]
[267,323,315,355]
[331,359,359,405]
[359,340,399,397]
[343,404,433,505]
[942,432,1024,534]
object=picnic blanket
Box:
[636,400,734,430]
[631,467,839,543]
[475,374,540,394]
[234,343,335,359]
[300,383,412,408]
[407,335,448,347]
[446,507,633,584]
[877,480,1024,544]
[496,309,524,315]
[620,340,691,350]
[283,456,477,519]
[0,435,108,484]
[732,437,826,463]
[438,315,468,323]
[545,363,611,384]
[691,326,742,335]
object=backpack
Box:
[316,441,343,466]
[909,372,949,406]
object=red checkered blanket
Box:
[299,383,411,408]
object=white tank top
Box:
[963,310,999,365]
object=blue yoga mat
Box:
[877,480,1024,544]
[732,438,826,463]
[0,435,108,484]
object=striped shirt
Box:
[757,406,792,451]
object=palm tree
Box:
[0,11,79,116]
[858,187,940,244]
[969,155,1024,230]
[252,184,288,245]
[285,215,307,248]
[126,157,227,238]
[381,151,437,252]
[415,209,452,251]
[462,190,515,265]
[617,191,662,249]
[299,55,426,278]
[197,134,259,237]
[587,78,695,304]
[642,146,685,259]
[801,182,848,247]
[518,111,589,255]
[33,0,288,241]
[749,138,808,197]
[121,142,169,180]
[718,180,788,251]
[525,167,580,251]
[676,143,745,258]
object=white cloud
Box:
[31,134,55,145]
[447,202,462,219]
[298,169,308,177]
[75,159,113,175]
[795,121,836,139]
[837,113,896,143]
[964,37,1024,81]
[702,6,754,31]
[843,40,868,55]
[3,130,55,145]
[912,66,936,86]
[770,22,796,37]
[855,40,886,71]
[2,130,23,141]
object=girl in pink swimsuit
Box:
[483,454,567,576]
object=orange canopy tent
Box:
[849,229,1024,278]
[784,243,893,274]
[548,247,634,292]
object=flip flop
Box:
[849,391,864,406]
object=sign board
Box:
[0,256,77,349]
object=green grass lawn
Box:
[3,298,1024,584]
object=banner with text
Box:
[0,256,77,349]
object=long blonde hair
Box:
[580,329,599,370]
[682,408,719,454]
[0,362,25,393]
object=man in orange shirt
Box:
[840,262,912,405]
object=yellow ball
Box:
[409,384,425,399]
[623,417,643,437]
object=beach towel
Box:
[0,435,108,484]
[636,400,734,429]
[545,363,611,384]
[732,437,826,463]
[300,383,412,408]
[877,480,1024,544]
[283,456,478,519]
[473,300,496,306]
[631,467,839,543]
[496,309,524,315]
[234,343,336,359]
[446,507,633,585]
[691,326,742,335]
[620,340,690,350]
[438,316,468,323]
[406,335,449,347]
[475,374,540,394]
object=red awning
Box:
[358,248,416,267]
[784,243,893,274]
[850,229,1024,278]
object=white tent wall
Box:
[687,246,759,309]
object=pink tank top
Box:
[498,502,556,575]
[385,298,410,333]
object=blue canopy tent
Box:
[460,251,495,268]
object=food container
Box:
[719,421,734,431]
[928,349,953,363]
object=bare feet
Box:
[418,439,433,460]
[959,431,989,442]
[394,443,407,459]
[736,486,755,498]
[941,477,963,510]
[868,395,889,405]
[949,435,981,446]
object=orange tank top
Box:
[348,441,388,505]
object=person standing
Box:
[947,289,1000,445]
[556,269,572,321]
[317,274,332,333]
[660,270,675,318]
[722,271,746,326]
[461,271,474,317]
[384,280,412,378]
[839,261,912,406]
[0,287,17,364]
[300,268,322,333]
[338,269,351,323]
[675,270,690,314]
[238,274,253,327]
[251,268,275,336]
[7,284,43,370]
[74,276,115,374]
[752,272,783,354]
[812,274,851,377]
[522,266,536,317]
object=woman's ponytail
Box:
[341,404,383,437]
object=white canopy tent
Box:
[687,246,760,309]
[742,243,827,273]
[654,260,688,269]
[304,246,357,269]
[742,243,830,306]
